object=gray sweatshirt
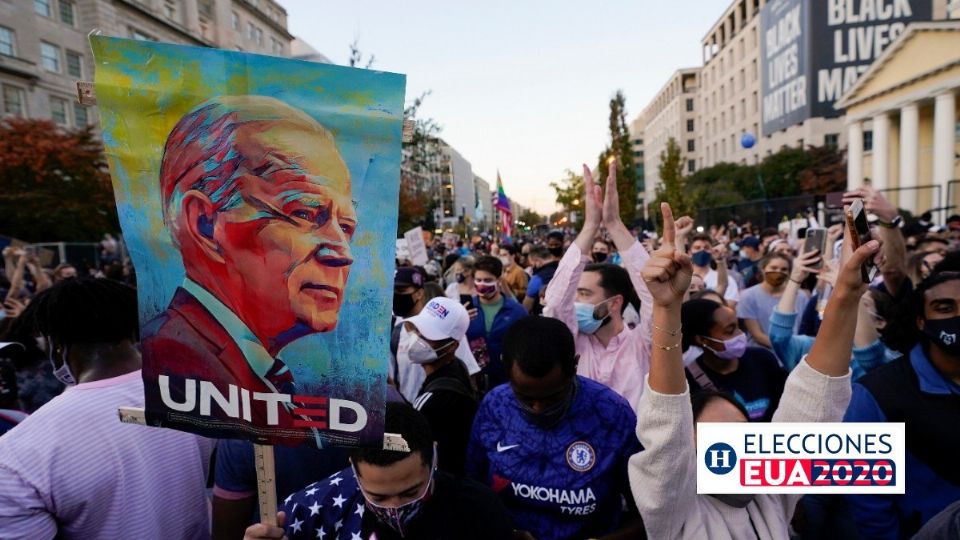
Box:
[629,359,852,539]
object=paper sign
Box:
[404,226,428,266]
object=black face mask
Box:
[591,252,608,263]
[393,292,417,317]
[517,378,578,429]
[922,316,960,356]
[549,247,564,258]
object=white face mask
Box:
[46,337,76,386]
[400,329,454,365]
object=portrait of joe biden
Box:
[142,95,356,426]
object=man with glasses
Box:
[142,96,356,430]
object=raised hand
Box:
[836,236,881,297]
[843,185,897,222]
[641,203,693,306]
[601,160,620,228]
[582,164,603,231]
[790,248,822,284]
[674,216,694,253]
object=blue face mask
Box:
[692,250,713,267]
[574,297,614,335]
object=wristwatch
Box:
[877,215,902,229]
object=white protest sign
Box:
[404,226,428,266]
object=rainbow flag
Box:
[494,172,512,236]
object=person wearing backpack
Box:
[404,297,478,476]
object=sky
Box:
[283,0,725,215]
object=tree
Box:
[799,145,847,195]
[0,118,119,241]
[549,168,584,216]
[596,91,638,226]
[348,38,375,69]
[517,208,544,229]
[650,137,695,224]
[399,92,443,232]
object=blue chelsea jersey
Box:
[466,376,641,540]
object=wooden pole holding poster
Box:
[254,444,278,526]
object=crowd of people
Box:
[0,164,958,539]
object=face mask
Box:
[692,250,713,267]
[475,280,498,298]
[47,338,76,386]
[591,252,608,263]
[549,247,564,258]
[393,292,417,317]
[455,273,466,284]
[407,334,455,365]
[922,316,960,356]
[517,377,577,429]
[355,448,437,538]
[499,256,513,268]
[710,493,756,508]
[702,333,748,360]
[764,271,788,288]
[574,297,614,335]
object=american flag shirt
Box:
[281,467,368,540]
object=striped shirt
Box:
[0,370,215,539]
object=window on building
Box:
[34,0,52,17]
[864,130,874,152]
[50,95,69,125]
[751,59,758,81]
[164,0,180,21]
[824,133,839,149]
[687,139,695,152]
[0,27,14,57]
[740,98,746,120]
[752,91,758,113]
[65,50,82,78]
[686,98,694,112]
[129,28,156,41]
[74,104,88,126]
[59,0,75,25]
[2,85,26,117]
[271,37,283,55]
[686,119,694,132]
[688,160,696,173]
[40,42,60,72]
[231,11,240,31]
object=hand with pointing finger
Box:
[641,203,693,307]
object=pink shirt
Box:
[0,370,215,539]
[544,242,653,412]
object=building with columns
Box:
[837,22,960,216]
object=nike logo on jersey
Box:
[496,442,520,452]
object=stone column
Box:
[933,91,957,213]
[899,103,920,214]
[848,121,864,189]
[871,113,890,191]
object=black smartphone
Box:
[845,200,878,283]
[459,294,475,309]
[803,228,826,269]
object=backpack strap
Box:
[686,361,718,392]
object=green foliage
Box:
[650,138,696,225]
[549,169,584,215]
[0,118,119,241]
[597,91,638,225]
[517,209,544,228]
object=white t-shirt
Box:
[391,323,481,403]
[703,270,740,302]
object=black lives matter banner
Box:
[760,0,932,135]
[761,0,810,134]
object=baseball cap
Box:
[405,297,469,342]
[741,236,760,249]
[394,267,425,289]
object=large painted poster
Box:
[91,36,405,447]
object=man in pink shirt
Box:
[0,278,215,539]
[544,163,654,412]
